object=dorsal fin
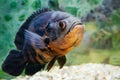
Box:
[26,8,51,24]
[14,8,51,50]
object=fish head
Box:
[45,11,84,41]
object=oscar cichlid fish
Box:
[2,8,84,76]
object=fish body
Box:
[2,8,84,76]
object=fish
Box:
[2,8,84,76]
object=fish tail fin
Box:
[2,50,27,76]
[25,62,45,75]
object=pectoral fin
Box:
[25,30,46,49]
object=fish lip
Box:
[71,22,83,31]
[66,22,83,34]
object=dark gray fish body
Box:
[2,8,84,76]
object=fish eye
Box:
[58,21,66,30]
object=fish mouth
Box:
[66,22,83,34]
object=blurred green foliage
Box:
[91,10,120,49]
[0,0,120,79]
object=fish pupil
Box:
[58,21,66,30]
